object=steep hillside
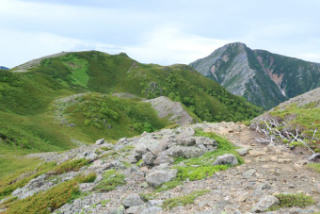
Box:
[251,87,320,152]
[191,42,320,109]
[0,51,261,177]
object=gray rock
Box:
[12,174,53,199]
[175,127,195,138]
[142,152,156,166]
[95,138,105,145]
[146,169,177,187]
[252,195,279,213]
[111,205,125,214]
[236,148,249,156]
[78,151,98,161]
[122,193,144,208]
[243,169,257,178]
[256,183,272,192]
[140,137,167,155]
[144,96,194,126]
[153,152,174,165]
[176,137,196,146]
[213,154,238,166]
[141,206,162,214]
[147,200,163,207]
[195,137,218,149]
[167,145,205,158]
[126,205,145,214]
[308,153,320,163]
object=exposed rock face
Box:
[252,195,279,212]
[144,96,194,126]
[145,168,177,187]
[191,42,320,109]
[122,193,144,208]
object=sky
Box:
[1,0,320,67]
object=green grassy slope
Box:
[0,51,261,177]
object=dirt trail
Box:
[158,122,320,213]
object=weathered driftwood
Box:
[253,119,316,154]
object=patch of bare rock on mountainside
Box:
[1,122,320,214]
[144,96,195,126]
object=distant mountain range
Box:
[190,42,320,109]
[0,66,9,70]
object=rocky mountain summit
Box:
[190,42,320,109]
[1,122,320,214]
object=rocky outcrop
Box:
[191,42,320,109]
[146,168,177,187]
[252,195,279,212]
[2,122,320,214]
[144,96,194,126]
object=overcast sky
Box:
[1,0,320,67]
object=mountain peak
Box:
[0,66,9,70]
[191,43,320,109]
[223,42,247,48]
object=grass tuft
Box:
[94,169,126,192]
[50,158,89,175]
[307,163,320,173]
[162,190,209,210]
[269,193,315,211]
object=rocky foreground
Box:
[1,122,320,214]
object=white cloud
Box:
[124,26,230,65]
[0,29,119,67]
[0,26,231,67]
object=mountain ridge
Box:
[0,66,9,70]
[190,42,320,109]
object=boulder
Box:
[126,205,145,214]
[146,169,177,187]
[176,127,195,138]
[95,138,105,145]
[195,137,217,148]
[236,148,249,156]
[141,206,162,214]
[77,151,97,161]
[111,205,125,214]
[213,154,238,166]
[176,137,196,146]
[122,193,144,208]
[142,152,156,166]
[147,200,163,207]
[153,152,174,165]
[167,145,205,159]
[252,195,279,213]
